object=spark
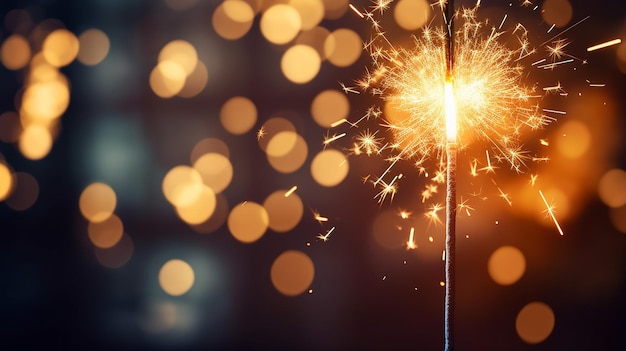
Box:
[284,186,297,197]
[256,127,266,140]
[312,209,329,223]
[317,226,335,242]
[331,118,349,127]
[587,38,621,52]
[406,227,417,250]
[399,210,412,219]
[496,186,513,206]
[542,108,566,115]
[529,174,538,186]
[355,129,383,156]
[340,81,360,94]
[539,190,564,235]
[458,197,474,216]
[323,132,347,146]
[349,3,365,18]
[425,203,444,226]
[373,175,399,203]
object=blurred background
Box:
[0,0,625,350]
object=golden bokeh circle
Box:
[393,0,431,31]
[281,44,321,84]
[516,302,556,344]
[161,165,204,207]
[220,96,257,135]
[263,190,304,232]
[79,182,117,223]
[310,149,349,187]
[270,250,315,296]
[88,213,124,249]
[487,246,526,285]
[260,4,302,45]
[227,201,269,243]
[159,259,195,296]
[311,89,350,128]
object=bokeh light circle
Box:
[193,152,233,194]
[162,165,204,207]
[541,0,573,27]
[267,133,309,174]
[324,28,362,67]
[598,168,626,208]
[310,149,349,187]
[212,0,255,40]
[88,214,124,249]
[5,172,39,211]
[42,29,79,67]
[311,89,350,128]
[159,259,195,296]
[260,4,302,45]
[487,246,526,285]
[1,34,31,70]
[0,163,13,201]
[281,44,321,84]
[175,185,217,225]
[556,120,591,159]
[394,0,431,31]
[79,182,117,222]
[516,302,556,344]
[263,190,304,232]
[77,28,110,66]
[220,96,257,135]
[228,201,269,243]
[270,250,315,296]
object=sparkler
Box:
[340,0,598,348]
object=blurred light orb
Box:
[311,89,349,128]
[267,133,309,173]
[175,185,217,225]
[220,96,257,135]
[289,0,324,31]
[158,40,198,76]
[488,246,526,285]
[193,153,233,194]
[270,250,315,296]
[598,168,626,208]
[88,213,124,249]
[227,201,269,243]
[77,28,110,66]
[80,182,117,222]
[266,131,299,157]
[190,137,230,163]
[263,190,304,232]
[95,233,134,269]
[1,34,31,70]
[21,80,70,122]
[159,259,195,296]
[556,120,591,159]
[42,29,79,67]
[541,0,573,27]
[296,26,331,59]
[258,117,296,152]
[321,0,348,19]
[212,0,255,40]
[150,60,187,98]
[0,163,13,201]
[18,125,53,160]
[162,165,204,207]
[324,28,361,67]
[394,0,431,31]
[190,193,230,234]
[281,44,321,84]
[516,302,556,344]
[310,149,349,187]
[178,60,209,98]
[260,4,302,45]
[5,172,39,211]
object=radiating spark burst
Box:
[317,226,335,242]
[539,190,564,235]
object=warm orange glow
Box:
[444,81,457,143]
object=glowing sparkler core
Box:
[444,81,457,143]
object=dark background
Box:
[1,0,625,350]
